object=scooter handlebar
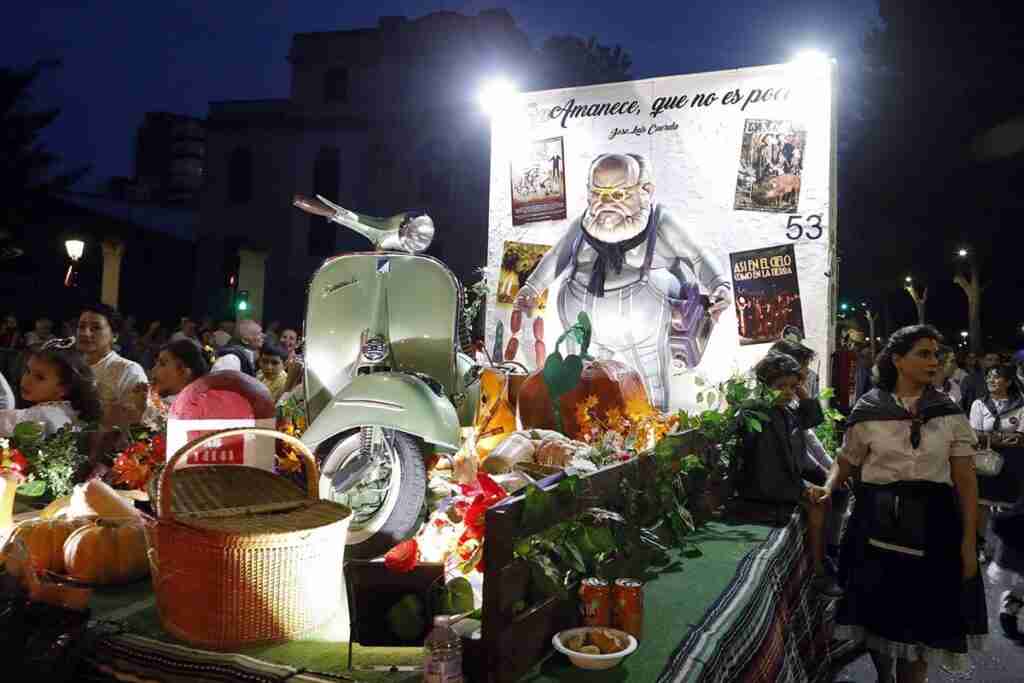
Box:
[293,193,337,218]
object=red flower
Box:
[461,473,508,537]
[112,452,151,490]
[149,434,167,464]
[1,448,29,478]
[384,538,419,573]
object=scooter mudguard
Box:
[301,372,461,453]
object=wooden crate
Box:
[346,559,444,646]
[465,429,707,683]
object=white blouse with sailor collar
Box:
[969,398,1024,434]
[839,393,977,486]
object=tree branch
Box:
[953,273,970,295]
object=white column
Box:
[237,248,268,322]
[101,239,125,308]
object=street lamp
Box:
[956,248,969,258]
[64,238,85,288]
[65,239,85,261]
[960,331,969,339]
[905,275,913,283]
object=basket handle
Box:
[157,427,319,521]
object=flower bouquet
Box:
[275,395,309,488]
[5,424,90,501]
[110,430,167,493]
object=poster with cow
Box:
[485,61,837,411]
[733,119,806,213]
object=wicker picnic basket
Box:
[145,427,351,650]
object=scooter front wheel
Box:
[317,428,426,560]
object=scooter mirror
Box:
[397,213,435,253]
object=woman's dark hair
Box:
[873,324,943,392]
[260,341,288,362]
[769,339,815,366]
[161,339,210,381]
[29,347,102,423]
[79,302,123,335]
[986,364,1021,398]
[754,351,802,386]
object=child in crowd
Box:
[736,351,841,596]
[152,340,211,404]
[0,340,102,436]
[257,342,289,403]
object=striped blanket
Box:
[659,510,860,683]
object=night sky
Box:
[7,1,1021,349]
[2,0,877,185]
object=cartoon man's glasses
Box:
[589,184,641,203]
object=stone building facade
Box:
[194,10,534,326]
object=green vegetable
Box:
[386,594,426,642]
[437,577,475,615]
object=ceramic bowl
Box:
[551,626,638,670]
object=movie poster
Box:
[733,119,807,213]
[731,244,805,345]
[485,61,837,411]
[497,241,551,311]
[510,137,567,225]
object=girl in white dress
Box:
[0,340,102,437]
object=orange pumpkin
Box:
[63,519,150,585]
[517,358,652,441]
[4,517,90,575]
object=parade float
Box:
[0,57,854,682]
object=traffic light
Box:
[236,290,249,312]
[839,302,850,312]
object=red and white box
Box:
[166,371,278,471]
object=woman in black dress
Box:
[812,325,987,682]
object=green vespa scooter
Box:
[293,194,480,559]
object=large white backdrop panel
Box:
[485,61,837,412]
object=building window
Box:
[324,68,349,104]
[309,147,341,258]
[227,147,253,204]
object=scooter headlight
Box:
[362,336,389,363]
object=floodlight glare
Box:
[479,78,518,116]
[792,50,833,66]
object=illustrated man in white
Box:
[515,153,731,409]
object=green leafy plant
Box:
[512,459,696,601]
[15,426,90,498]
[541,312,593,432]
[462,270,490,345]
[813,387,845,456]
[674,374,776,480]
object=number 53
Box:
[786,214,824,240]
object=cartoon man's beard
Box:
[582,202,652,243]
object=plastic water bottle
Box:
[423,615,463,683]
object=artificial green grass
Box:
[85,519,770,682]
